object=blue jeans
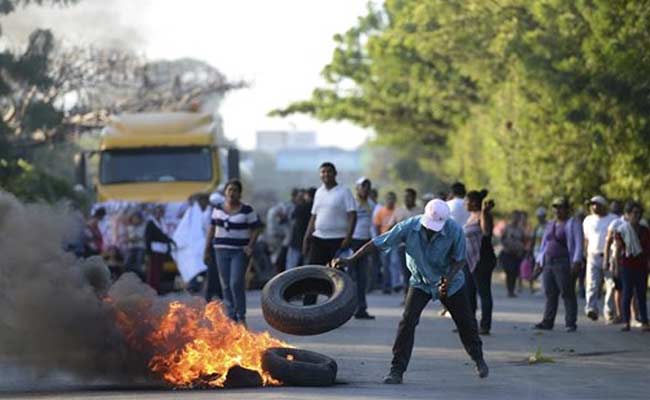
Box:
[381,247,403,290]
[349,239,370,312]
[286,246,303,269]
[214,247,248,322]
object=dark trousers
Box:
[391,286,483,374]
[467,258,495,331]
[306,236,344,304]
[542,257,578,328]
[349,239,370,313]
[125,248,146,281]
[146,252,166,294]
[399,246,411,293]
[308,236,344,265]
[205,248,223,302]
[621,266,649,324]
[500,252,521,295]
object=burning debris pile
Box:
[109,275,288,387]
[0,191,288,389]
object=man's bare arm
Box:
[331,240,377,269]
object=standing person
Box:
[350,177,376,319]
[266,200,289,273]
[396,188,422,294]
[615,201,650,332]
[84,207,106,257]
[124,211,146,281]
[287,187,316,269]
[145,205,176,294]
[203,179,261,325]
[204,192,224,301]
[530,207,548,293]
[302,162,356,305]
[533,197,584,332]
[464,190,497,335]
[331,199,488,382]
[447,181,470,227]
[373,191,403,293]
[499,211,527,297]
[302,162,357,265]
[603,200,625,322]
[582,195,617,321]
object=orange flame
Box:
[113,299,289,387]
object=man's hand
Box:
[483,199,495,212]
[244,245,254,257]
[571,261,583,276]
[340,237,352,250]
[438,277,448,299]
[203,249,213,265]
[533,264,543,279]
[302,236,311,258]
[329,257,351,270]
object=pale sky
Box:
[3,0,375,150]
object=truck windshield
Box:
[100,147,212,184]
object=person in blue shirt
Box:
[332,199,488,383]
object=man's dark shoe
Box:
[382,371,403,384]
[586,311,598,321]
[565,325,577,332]
[475,359,489,378]
[479,327,491,336]
[355,311,376,320]
[533,322,553,330]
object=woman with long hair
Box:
[464,190,497,335]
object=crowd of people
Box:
[70,161,649,380]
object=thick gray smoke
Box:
[1,0,149,50]
[0,192,148,387]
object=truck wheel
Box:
[261,265,357,335]
[262,347,337,386]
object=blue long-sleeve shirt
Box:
[372,216,466,299]
[536,217,584,267]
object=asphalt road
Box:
[1,276,649,399]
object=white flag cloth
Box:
[172,203,208,282]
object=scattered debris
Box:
[528,346,555,365]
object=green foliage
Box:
[275,0,650,210]
[0,0,78,202]
[0,159,76,203]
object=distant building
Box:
[276,147,361,173]
[256,130,317,153]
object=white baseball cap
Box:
[421,199,450,232]
[589,195,608,206]
[355,176,370,186]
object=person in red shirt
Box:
[615,201,650,332]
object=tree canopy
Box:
[273,0,650,210]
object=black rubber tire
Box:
[262,347,337,386]
[261,265,357,335]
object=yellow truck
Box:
[76,112,238,290]
[93,112,237,202]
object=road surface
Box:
[1,277,649,399]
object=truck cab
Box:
[97,112,226,203]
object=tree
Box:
[274,0,650,210]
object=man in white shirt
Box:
[303,161,357,269]
[447,182,470,227]
[582,195,617,321]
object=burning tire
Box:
[262,347,337,386]
[261,265,357,335]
